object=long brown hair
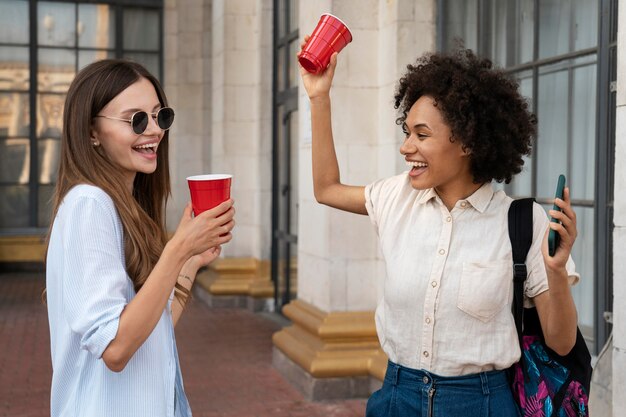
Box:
[49,59,188,303]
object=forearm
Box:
[310,95,341,203]
[102,241,188,371]
[171,260,201,327]
[542,267,578,355]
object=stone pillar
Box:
[612,3,626,414]
[272,0,436,400]
[163,0,213,227]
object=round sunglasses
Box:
[95,107,175,135]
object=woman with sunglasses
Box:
[45,59,234,417]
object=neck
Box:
[435,181,484,211]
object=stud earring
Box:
[92,141,100,147]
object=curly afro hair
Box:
[394,49,536,184]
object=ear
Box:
[90,126,101,147]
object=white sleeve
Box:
[61,195,128,358]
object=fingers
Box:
[198,199,234,220]
[547,187,578,255]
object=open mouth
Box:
[406,160,428,176]
[132,143,158,154]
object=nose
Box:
[400,134,417,155]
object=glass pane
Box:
[0,185,29,228]
[123,52,160,79]
[38,2,76,47]
[289,109,298,235]
[78,4,115,49]
[536,65,568,199]
[123,8,159,51]
[570,206,594,330]
[0,1,29,44]
[0,47,30,90]
[38,184,55,227]
[78,50,115,71]
[37,94,65,138]
[277,46,285,91]
[0,93,30,137]
[570,63,596,201]
[277,0,286,38]
[509,70,533,196]
[288,0,298,34]
[539,0,571,59]
[487,0,534,66]
[38,139,60,185]
[442,0,478,52]
[38,49,76,93]
[0,139,30,183]
[288,40,299,88]
[573,0,598,52]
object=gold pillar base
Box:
[195,257,273,298]
[0,236,46,263]
[273,299,387,380]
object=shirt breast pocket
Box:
[456,260,512,322]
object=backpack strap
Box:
[507,198,535,342]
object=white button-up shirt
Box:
[46,184,191,417]
[365,174,579,376]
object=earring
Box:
[92,141,100,147]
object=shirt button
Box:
[446,216,452,222]
[423,376,429,384]
[425,317,431,324]
[423,351,429,357]
[438,249,446,255]
[461,202,467,208]
[431,281,437,287]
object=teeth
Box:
[406,161,428,168]
[134,143,157,149]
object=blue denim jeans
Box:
[366,361,521,417]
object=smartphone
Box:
[548,174,566,257]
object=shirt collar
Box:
[464,182,494,213]
[416,182,494,213]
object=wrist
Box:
[309,94,331,106]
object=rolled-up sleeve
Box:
[61,196,129,358]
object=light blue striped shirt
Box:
[46,184,192,417]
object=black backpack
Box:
[507,198,592,417]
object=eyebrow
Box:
[403,122,432,131]
[121,104,162,114]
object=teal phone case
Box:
[548,174,566,256]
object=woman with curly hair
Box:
[299,44,580,416]
[46,59,235,416]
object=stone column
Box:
[194,0,274,308]
[164,0,212,228]
[611,2,626,414]
[272,0,436,400]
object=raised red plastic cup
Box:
[298,13,352,74]
[187,174,232,216]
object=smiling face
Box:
[91,77,164,191]
[400,95,475,198]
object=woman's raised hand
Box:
[298,35,338,100]
[541,187,577,272]
[173,200,235,260]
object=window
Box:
[0,0,164,233]
[439,0,616,353]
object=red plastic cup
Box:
[298,13,352,74]
[187,174,232,216]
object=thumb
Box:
[179,202,194,226]
[326,52,338,76]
